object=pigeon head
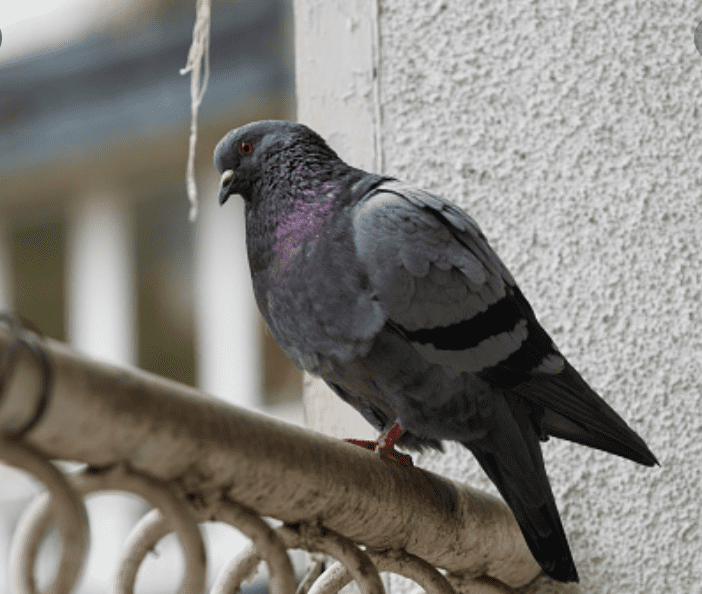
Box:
[214,120,340,206]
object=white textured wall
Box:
[378,1,700,592]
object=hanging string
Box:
[180,0,212,223]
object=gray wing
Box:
[351,180,658,467]
[352,180,560,378]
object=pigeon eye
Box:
[240,141,254,156]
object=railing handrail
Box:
[0,322,545,591]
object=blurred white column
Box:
[67,190,136,365]
[66,189,142,594]
[195,173,260,409]
[0,223,13,310]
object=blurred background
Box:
[0,0,302,591]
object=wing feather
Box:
[353,181,534,373]
[353,182,508,325]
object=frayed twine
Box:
[180,0,212,223]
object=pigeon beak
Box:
[218,170,235,205]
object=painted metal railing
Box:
[0,317,570,594]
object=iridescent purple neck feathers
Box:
[270,189,339,279]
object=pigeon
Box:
[214,120,658,583]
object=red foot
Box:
[345,422,413,467]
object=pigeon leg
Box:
[346,422,413,466]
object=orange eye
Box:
[240,141,254,156]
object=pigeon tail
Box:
[462,395,579,583]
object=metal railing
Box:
[0,317,572,594]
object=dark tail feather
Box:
[541,408,656,466]
[463,398,578,582]
[515,360,659,467]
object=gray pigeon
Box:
[214,120,657,583]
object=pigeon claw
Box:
[345,422,413,467]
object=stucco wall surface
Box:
[378,1,700,592]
